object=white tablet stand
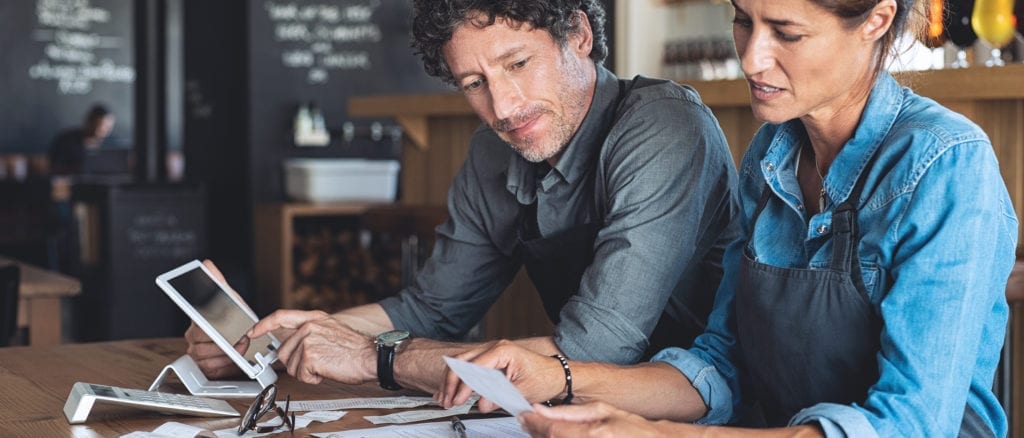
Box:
[149,355,277,398]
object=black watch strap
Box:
[376,345,402,391]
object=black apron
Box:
[516,198,600,324]
[513,79,708,359]
[735,150,992,436]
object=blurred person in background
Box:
[49,104,116,176]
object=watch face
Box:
[377,329,410,345]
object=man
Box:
[188,0,740,394]
[50,104,116,175]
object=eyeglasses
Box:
[238,384,295,435]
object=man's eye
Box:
[462,79,484,92]
[510,59,528,70]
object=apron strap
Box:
[750,183,773,226]
[829,142,884,282]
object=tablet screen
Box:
[167,268,274,366]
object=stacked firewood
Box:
[289,218,408,312]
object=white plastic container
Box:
[284,158,400,202]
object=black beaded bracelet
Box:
[551,354,574,404]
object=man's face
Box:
[88,115,115,139]
[442,14,596,164]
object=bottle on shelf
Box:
[945,0,979,68]
[294,102,330,147]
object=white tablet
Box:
[156,260,280,386]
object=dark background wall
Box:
[182,1,253,298]
[0,0,135,154]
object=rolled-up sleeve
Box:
[790,404,877,438]
[652,347,734,425]
[554,97,737,364]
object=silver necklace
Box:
[797,142,827,212]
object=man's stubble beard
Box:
[494,52,588,164]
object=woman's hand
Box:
[519,402,670,438]
[437,340,566,412]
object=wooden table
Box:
[1,255,81,346]
[0,338,439,437]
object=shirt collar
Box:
[506,65,620,203]
[765,71,903,206]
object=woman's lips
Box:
[749,80,784,101]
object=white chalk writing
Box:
[29,0,134,95]
[264,0,381,85]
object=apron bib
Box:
[735,148,991,436]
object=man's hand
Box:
[437,340,565,412]
[519,402,667,438]
[249,310,377,385]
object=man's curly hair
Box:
[411,0,608,86]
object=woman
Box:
[437,0,1017,436]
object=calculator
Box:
[64,382,240,424]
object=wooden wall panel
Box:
[707,105,763,166]
[254,203,286,313]
[400,139,430,205]
[984,101,1024,241]
[1014,302,1023,438]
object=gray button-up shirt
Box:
[379,66,741,364]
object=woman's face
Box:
[731,0,882,124]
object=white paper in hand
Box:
[442,356,534,416]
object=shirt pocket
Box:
[858,261,884,306]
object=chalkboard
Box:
[112,195,203,263]
[250,0,444,94]
[75,183,206,341]
[0,0,134,154]
[247,0,450,201]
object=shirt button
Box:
[797,204,804,211]
[765,162,775,172]
[817,225,828,235]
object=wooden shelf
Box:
[253,202,386,312]
[274,202,383,217]
[349,92,471,117]
[687,64,1024,107]
[350,65,1024,113]
[349,93,472,150]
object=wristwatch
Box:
[374,329,410,390]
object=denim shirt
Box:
[380,66,742,364]
[653,72,1017,436]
